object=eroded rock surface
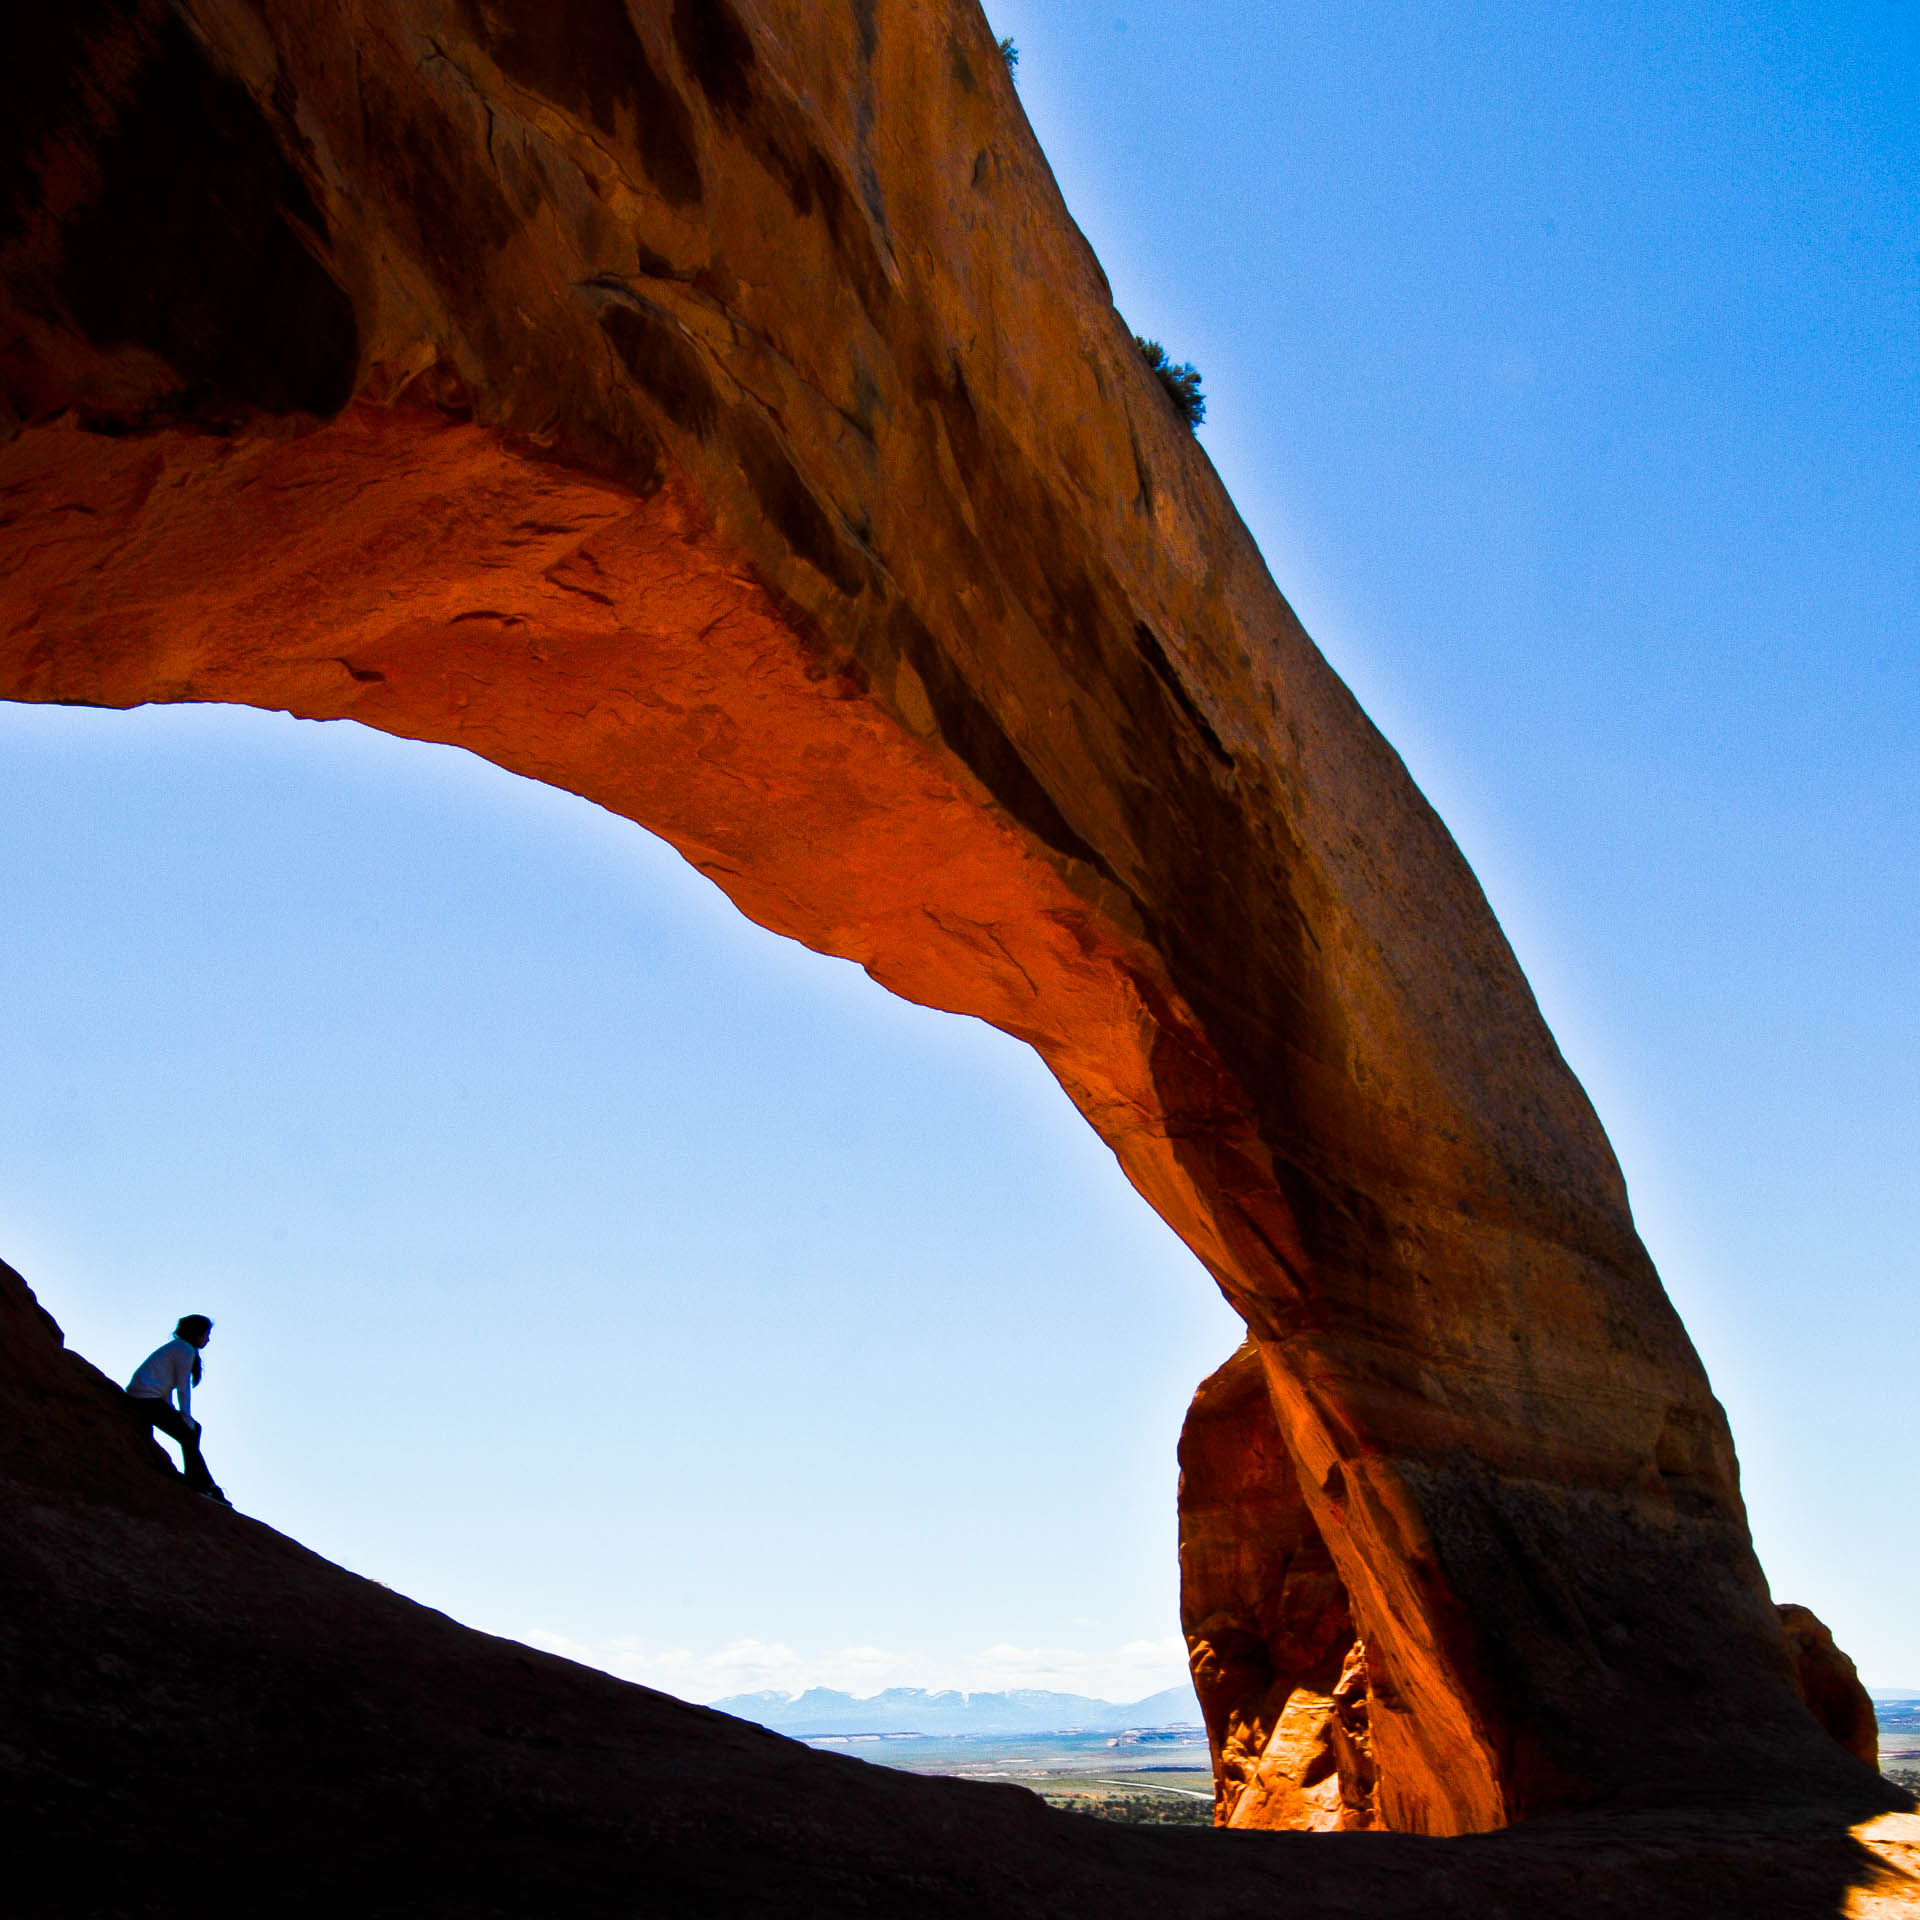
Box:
[0,0,1906,1876]
[1179,1346,1891,1837]
[1780,1603,1880,1769]
[1179,1339,1376,1830]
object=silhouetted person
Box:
[127,1314,228,1504]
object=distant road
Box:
[1090,1779,1213,1800]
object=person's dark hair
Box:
[176,1315,212,1383]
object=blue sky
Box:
[3,1,1916,1696]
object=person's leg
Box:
[125,1392,179,1477]
[142,1399,224,1498]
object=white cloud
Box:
[512,1629,1191,1707]
[963,1636,1188,1697]
[607,1638,806,1694]
[821,1644,916,1687]
[520,1629,597,1664]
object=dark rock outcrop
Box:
[0,0,1913,1895]
[5,1254,1919,1916]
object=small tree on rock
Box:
[1135,337,1205,429]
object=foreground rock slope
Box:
[0,0,1909,1885]
[4,1259,1917,1916]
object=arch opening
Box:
[0,694,1241,1693]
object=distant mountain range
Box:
[716,1681,1920,1737]
[710,1682,1204,1737]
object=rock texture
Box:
[0,0,1908,1885]
[1780,1604,1881,1769]
[1179,1339,1375,1831]
[1178,1344,1891,1839]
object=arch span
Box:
[0,0,1873,1833]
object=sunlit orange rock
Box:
[0,0,1907,1880]
[1780,1603,1880,1768]
[1179,1340,1376,1830]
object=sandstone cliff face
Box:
[0,0,1893,1845]
[1179,1340,1375,1831]
[1780,1604,1880,1769]
[1178,1345,1891,1837]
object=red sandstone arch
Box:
[0,0,1877,1837]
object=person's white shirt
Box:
[127,1336,198,1423]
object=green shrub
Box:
[1135,337,1206,429]
[998,37,1019,75]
